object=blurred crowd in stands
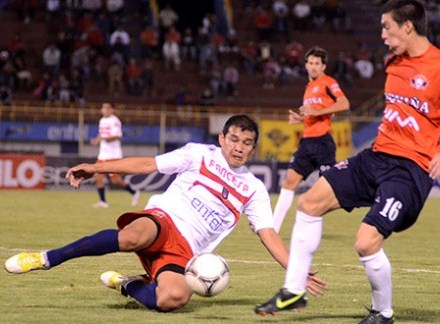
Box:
[0,0,439,108]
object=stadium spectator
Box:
[284,40,304,69]
[58,73,70,105]
[139,25,159,59]
[222,63,239,99]
[332,51,354,88]
[162,38,181,72]
[181,27,197,61]
[0,83,12,105]
[262,57,281,89]
[158,3,178,44]
[253,6,273,41]
[110,26,130,47]
[272,0,290,42]
[141,58,155,97]
[125,57,143,96]
[256,2,440,323]
[354,58,374,79]
[240,39,258,76]
[42,43,61,77]
[69,68,85,106]
[198,86,215,106]
[5,114,326,312]
[292,0,311,32]
[107,59,124,95]
[83,0,102,12]
[106,0,124,17]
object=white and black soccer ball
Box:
[184,252,230,297]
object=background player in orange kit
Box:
[273,46,350,233]
[256,1,440,323]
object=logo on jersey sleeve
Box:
[410,74,428,90]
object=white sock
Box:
[283,210,323,294]
[359,249,393,318]
[273,188,295,233]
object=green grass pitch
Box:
[1,190,439,323]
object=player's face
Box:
[219,125,256,168]
[101,103,113,117]
[381,13,410,55]
[305,55,326,80]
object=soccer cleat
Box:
[131,191,140,206]
[4,252,49,274]
[100,271,150,296]
[359,309,394,324]
[255,288,308,315]
[93,201,109,208]
[100,271,127,290]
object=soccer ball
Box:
[184,252,230,297]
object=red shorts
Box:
[117,208,194,281]
[96,159,121,178]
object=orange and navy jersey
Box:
[302,74,346,138]
[373,44,440,172]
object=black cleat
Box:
[255,289,307,316]
[359,309,394,324]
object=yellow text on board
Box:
[259,120,352,162]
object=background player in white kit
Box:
[91,102,139,208]
[5,115,326,312]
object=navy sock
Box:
[125,281,159,310]
[124,185,136,195]
[46,229,119,267]
[98,187,106,202]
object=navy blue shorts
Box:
[323,148,433,238]
[289,133,336,178]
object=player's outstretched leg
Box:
[4,252,50,274]
[255,288,307,315]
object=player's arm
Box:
[257,228,327,296]
[91,135,122,144]
[429,151,440,179]
[66,157,157,188]
[257,227,289,268]
[288,109,304,124]
[300,96,350,116]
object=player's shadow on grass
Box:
[107,301,440,322]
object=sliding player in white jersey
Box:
[5,115,326,312]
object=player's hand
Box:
[429,152,440,179]
[90,137,100,145]
[305,269,328,296]
[66,164,95,188]
[288,109,303,124]
[299,105,318,116]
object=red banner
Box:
[0,154,46,189]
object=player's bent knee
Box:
[354,239,378,257]
[118,231,149,251]
[156,287,191,311]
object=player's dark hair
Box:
[305,46,328,65]
[103,102,115,108]
[222,114,259,145]
[382,0,427,36]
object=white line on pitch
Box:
[2,247,440,274]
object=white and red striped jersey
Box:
[146,143,274,254]
[97,114,123,160]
